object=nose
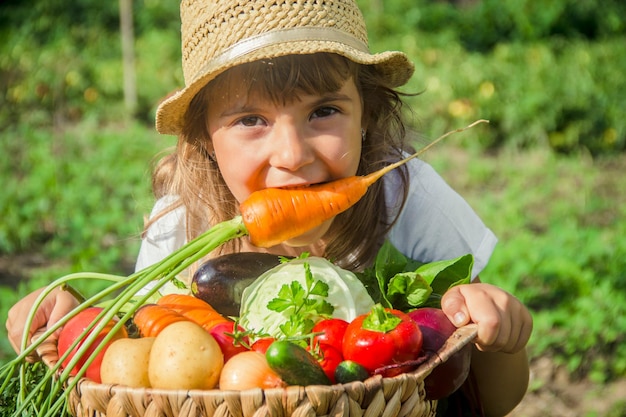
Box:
[268,119,314,171]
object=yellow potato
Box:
[148,321,224,390]
[100,337,155,388]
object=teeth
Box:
[280,184,311,189]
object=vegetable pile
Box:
[22,250,475,401]
[0,121,485,417]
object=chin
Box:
[283,219,333,247]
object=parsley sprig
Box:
[267,262,334,338]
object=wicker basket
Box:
[36,324,477,417]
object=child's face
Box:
[207,76,363,246]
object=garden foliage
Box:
[1,0,625,384]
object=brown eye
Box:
[311,107,338,120]
[238,116,264,127]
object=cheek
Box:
[216,157,258,203]
[212,140,262,203]
[324,133,361,178]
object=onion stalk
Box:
[1,217,247,417]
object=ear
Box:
[360,112,370,134]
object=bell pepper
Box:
[342,304,423,376]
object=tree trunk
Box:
[119,0,137,116]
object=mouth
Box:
[278,183,313,190]
[268,177,334,191]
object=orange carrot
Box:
[134,295,230,336]
[156,294,219,312]
[241,120,488,247]
[156,293,230,331]
[133,304,190,337]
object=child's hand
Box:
[6,287,80,361]
[441,282,532,354]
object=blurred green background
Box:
[1,0,625,415]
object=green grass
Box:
[1,0,625,389]
[427,144,626,383]
[0,120,169,363]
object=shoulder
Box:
[143,195,186,243]
[135,195,187,272]
[382,157,450,216]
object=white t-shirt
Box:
[135,158,497,280]
[384,158,497,278]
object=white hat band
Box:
[190,27,370,84]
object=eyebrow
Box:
[219,104,263,118]
[219,91,354,118]
[310,92,353,107]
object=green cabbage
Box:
[239,257,374,338]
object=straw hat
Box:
[155,0,415,135]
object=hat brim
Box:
[155,40,414,135]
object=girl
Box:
[7,1,532,415]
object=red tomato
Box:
[209,321,250,362]
[312,318,349,354]
[251,337,275,354]
[309,342,343,384]
[57,307,128,383]
[342,304,422,376]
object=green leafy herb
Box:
[267,262,334,338]
[357,240,474,310]
[387,272,433,308]
[0,362,70,417]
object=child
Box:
[7,1,532,415]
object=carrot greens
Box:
[0,217,247,417]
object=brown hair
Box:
[147,53,412,271]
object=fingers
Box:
[6,287,47,355]
[441,283,533,354]
[6,287,80,360]
[47,290,81,337]
[7,311,44,362]
[440,286,471,327]
[508,303,533,353]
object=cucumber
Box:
[334,360,370,384]
[265,341,331,386]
